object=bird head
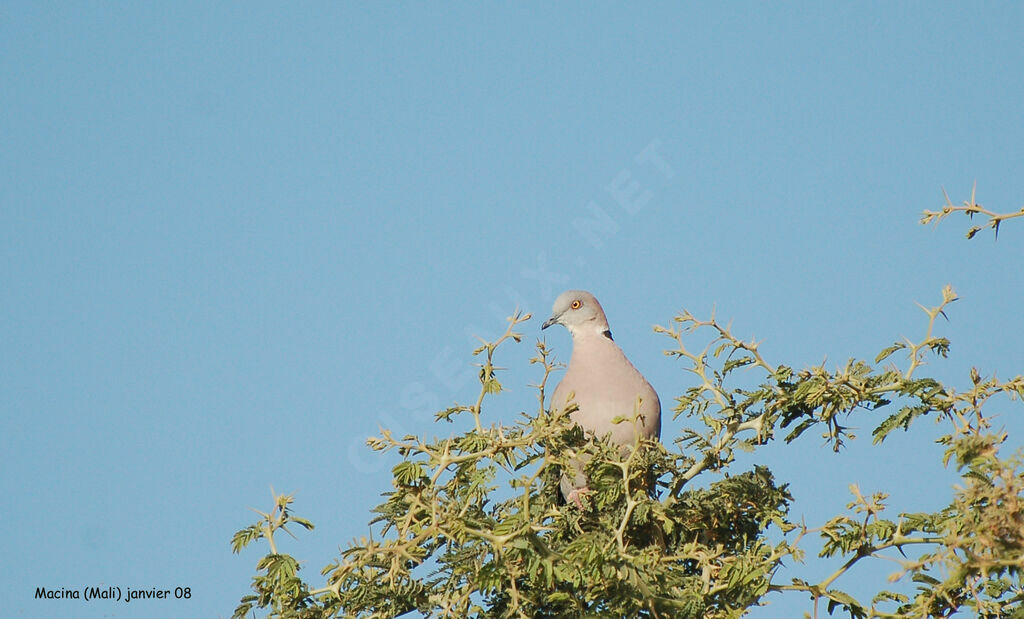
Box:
[541,290,612,338]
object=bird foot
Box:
[566,486,591,509]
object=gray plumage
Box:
[542,290,661,504]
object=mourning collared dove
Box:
[541,290,661,505]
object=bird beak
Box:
[541,315,558,330]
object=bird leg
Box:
[566,485,591,510]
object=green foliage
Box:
[233,191,1024,618]
[231,492,318,619]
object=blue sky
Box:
[2,3,1022,617]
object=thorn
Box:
[941,186,953,209]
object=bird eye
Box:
[570,299,582,310]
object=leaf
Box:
[927,337,951,358]
[784,418,817,443]
[231,524,263,553]
[824,588,866,618]
[872,405,931,443]
[912,573,941,586]
[435,406,464,422]
[875,342,906,363]
[392,460,426,485]
[723,356,755,373]
[290,517,315,531]
[872,590,909,605]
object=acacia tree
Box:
[232,191,1024,618]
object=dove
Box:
[542,290,661,506]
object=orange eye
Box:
[570,299,582,310]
